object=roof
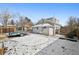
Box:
[6,25,16,27]
[0,25,16,28]
[32,23,52,27]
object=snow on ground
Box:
[1,33,79,55]
[36,38,79,55]
[1,33,59,55]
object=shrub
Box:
[66,30,77,38]
[66,32,75,38]
[76,29,79,39]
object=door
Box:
[49,28,53,35]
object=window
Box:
[43,26,46,28]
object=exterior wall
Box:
[0,26,16,33]
[42,27,49,35]
[24,27,27,31]
[52,28,54,35]
[33,27,38,33]
[32,27,49,35]
[54,24,60,34]
[32,27,51,35]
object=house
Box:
[32,23,61,36]
[32,17,61,36]
[17,23,32,32]
[16,17,33,32]
[0,24,16,34]
[0,23,16,38]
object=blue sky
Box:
[0,3,79,26]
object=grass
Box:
[0,34,7,40]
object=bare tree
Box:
[0,10,12,26]
[76,18,79,29]
[18,16,33,31]
[67,16,77,31]
[19,16,24,31]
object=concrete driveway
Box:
[3,33,59,55]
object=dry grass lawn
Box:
[0,34,7,39]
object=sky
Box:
[0,3,79,26]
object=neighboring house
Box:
[0,24,16,34]
[24,24,32,32]
[17,23,32,32]
[32,23,61,36]
[16,17,33,32]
